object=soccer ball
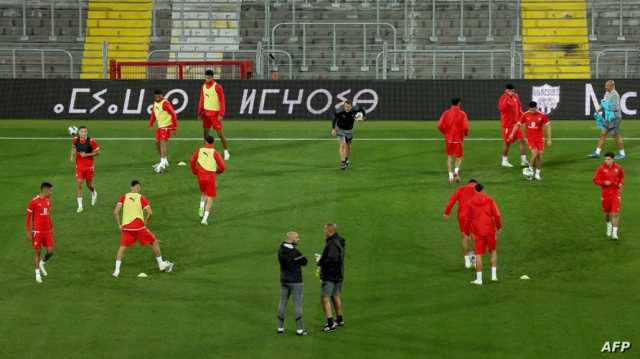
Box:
[522,167,533,179]
[355,112,364,122]
[68,126,78,136]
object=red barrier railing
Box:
[109,59,254,80]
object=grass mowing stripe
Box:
[1,137,640,141]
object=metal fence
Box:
[595,48,640,79]
[375,48,523,80]
[0,48,74,78]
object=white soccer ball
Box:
[522,167,533,178]
[355,112,364,122]
[68,126,78,136]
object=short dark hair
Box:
[344,100,352,105]
[153,89,163,96]
[205,69,214,77]
[451,97,461,105]
[604,151,615,159]
[529,101,538,108]
[506,83,515,90]
[468,179,477,184]
[475,183,484,192]
[205,135,215,144]
[40,182,53,190]
[78,125,87,130]
[131,180,141,187]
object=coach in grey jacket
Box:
[588,80,626,160]
[277,231,308,336]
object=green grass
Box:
[0,120,638,359]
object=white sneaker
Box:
[612,233,619,240]
[112,271,119,278]
[470,279,483,285]
[501,161,514,168]
[606,224,613,237]
[152,162,161,170]
[491,277,498,282]
[464,260,472,269]
[201,219,208,225]
[39,260,48,276]
[154,164,165,174]
[224,150,230,161]
[76,206,83,213]
[160,261,174,273]
[35,273,42,283]
[521,159,530,167]
[91,191,97,206]
[534,173,542,181]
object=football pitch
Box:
[0,119,638,359]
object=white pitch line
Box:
[0,137,639,141]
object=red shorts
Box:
[445,142,463,157]
[457,216,471,236]
[202,111,223,131]
[527,138,544,152]
[474,234,496,255]
[601,195,621,214]
[156,127,175,142]
[198,177,217,198]
[32,231,54,249]
[120,228,157,247]
[502,127,523,144]
[75,165,95,181]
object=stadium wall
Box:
[1,80,638,120]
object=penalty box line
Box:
[0,137,639,141]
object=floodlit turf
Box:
[0,120,638,359]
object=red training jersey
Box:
[118,194,150,230]
[72,137,99,167]
[468,192,502,237]
[148,99,178,129]
[593,163,624,197]
[197,80,226,117]
[519,111,549,142]
[190,144,226,179]
[444,182,476,218]
[26,195,53,232]
[437,105,469,143]
[498,91,523,129]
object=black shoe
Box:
[296,329,309,336]
[340,162,347,170]
[277,328,284,335]
[346,160,351,167]
[322,323,337,333]
[337,320,345,327]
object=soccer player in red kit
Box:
[498,84,528,168]
[593,152,624,240]
[190,135,226,225]
[437,97,469,183]
[149,89,178,173]
[443,179,477,268]
[112,180,174,277]
[467,183,502,285]
[510,101,552,181]
[25,182,54,283]
[198,69,230,160]
[70,126,100,213]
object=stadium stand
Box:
[0,0,638,80]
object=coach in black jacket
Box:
[276,231,308,336]
[317,223,346,332]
